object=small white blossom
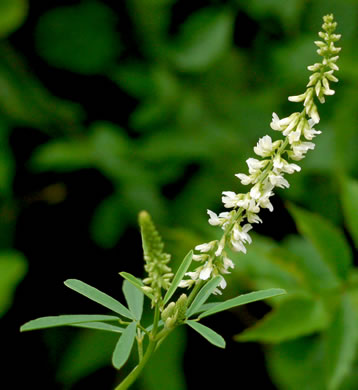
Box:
[233,223,252,244]
[195,241,217,253]
[254,136,280,157]
[207,210,221,226]
[199,262,213,280]
[235,173,254,185]
[268,173,290,188]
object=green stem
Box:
[187,279,205,308]
[114,337,157,390]
[114,305,161,390]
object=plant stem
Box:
[114,305,161,390]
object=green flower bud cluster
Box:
[161,294,188,329]
[288,14,341,122]
[139,211,173,301]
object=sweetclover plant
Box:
[20,14,340,390]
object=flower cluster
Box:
[138,211,174,301]
[179,14,340,294]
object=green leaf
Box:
[122,280,144,321]
[0,0,28,38]
[91,194,126,248]
[186,276,222,317]
[35,2,119,74]
[31,139,92,171]
[235,295,330,343]
[163,250,193,305]
[71,321,124,333]
[199,288,286,319]
[267,336,327,390]
[20,314,119,332]
[119,271,155,300]
[172,7,234,72]
[288,204,352,281]
[186,320,225,348]
[57,330,118,386]
[142,327,187,390]
[323,294,358,390]
[64,279,134,319]
[112,322,137,370]
[341,176,358,250]
[0,251,27,317]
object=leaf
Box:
[199,288,286,319]
[323,294,358,390]
[64,279,134,319]
[235,295,330,343]
[288,204,352,281]
[186,276,222,317]
[186,320,225,348]
[163,250,193,305]
[71,321,124,333]
[31,140,92,171]
[35,2,119,74]
[142,327,187,390]
[0,0,28,38]
[0,251,27,317]
[112,322,137,370]
[267,336,327,390]
[20,314,119,332]
[340,176,358,250]
[122,280,144,321]
[171,7,234,71]
[91,194,126,248]
[120,271,155,300]
[57,330,118,386]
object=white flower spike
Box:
[179,14,340,294]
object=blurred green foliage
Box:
[1,0,357,389]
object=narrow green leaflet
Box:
[186,320,225,349]
[20,314,119,331]
[172,7,234,71]
[122,280,144,321]
[199,288,286,319]
[112,322,137,370]
[163,250,193,305]
[64,279,134,319]
[235,295,329,343]
[323,294,358,390]
[288,204,352,280]
[186,276,222,317]
[71,321,124,333]
[119,271,154,300]
[341,177,358,250]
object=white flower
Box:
[257,189,274,212]
[289,141,315,160]
[247,158,268,173]
[185,271,199,280]
[222,191,238,208]
[195,241,217,253]
[207,210,221,226]
[235,173,254,185]
[215,239,225,257]
[222,256,235,272]
[288,129,301,144]
[192,254,208,261]
[178,279,193,288]
[231,239,247,253]
[246,211,262,224]
[199,262,213,280]
[233,223,252,244]
[250,184,261,200]
[268,173,290,189]
[303,119,322,140]
[254,136,280,157]
[219,276,227,289]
